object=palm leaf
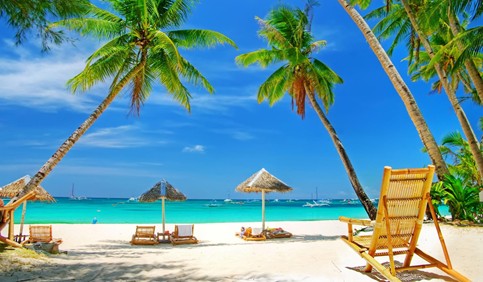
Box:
[168,29,237,49]
[235,49,285,68]
[258,65,291,105]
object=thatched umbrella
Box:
[235,168,293,230]
[0,175,55,240]
[138,179,186,234]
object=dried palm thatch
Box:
[235,168,293,230]
[138,180,186,202]
[235,168,293,193]
[0,175,54,202]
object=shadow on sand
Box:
[347,261,458,282]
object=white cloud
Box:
[182,145,205,153]
[231,131,255,141]
[0,40,260,116]
[0,40,115,113]
[78,125,155,148]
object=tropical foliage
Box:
[438,174,481,222]
[431,131,482,222]
[236,3,377,219]
[0,0,90,50]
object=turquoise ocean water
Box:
[5,198,450,224]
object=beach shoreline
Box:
[1,220,481,281]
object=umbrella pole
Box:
[262,190,266,230]
[161,197,166,233]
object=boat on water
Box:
[69,184,87,200]
[303,187,329,207]
[303,200,330,208]
[206,200,222,207]
[127,197,138,202]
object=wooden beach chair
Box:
[21,225,63,253]
[130,225,158,245]
[22,225,63,244]
[171,224,198,245]
[243,227,266,241]
[339,165,469,282]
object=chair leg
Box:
[360,251,401,282]
[414,248,470,282]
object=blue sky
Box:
[0,0,481,200]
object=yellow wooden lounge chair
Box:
[21,225,63,253]
[130,225,158,245]
[170,224,198,245]
[22,225,63,245]
[339,165,469,282]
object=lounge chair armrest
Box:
[339,216,373,227]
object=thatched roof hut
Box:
[138,179,186,234]
[0,175,54,202]
[235,168,293,194]
[139,180,186,202]
[235,168,293,230]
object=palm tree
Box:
[336,0,450,180]
[369,0,483,183]
[14,0,236,199]
[0,0,90,50]
[236,4,377,219]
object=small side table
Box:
[157,231,171,243]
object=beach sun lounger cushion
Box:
[339,165,469,282]
[131,225,158,245]
[243,227,266,241]
[171,224,198,245]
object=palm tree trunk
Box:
[15,62,146,199]
[447,8,483,103]
[337,0,450,180]
[307,92,377,220]
[401,0,483,184]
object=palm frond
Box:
[235,49,285,68]
[150,49,191,111]
[258,65,291,105]
[68,38,134,92]
[256,16,292,50]
[178,57,214,93]
[50,2,124,39]
[151,30,182,68]
[157,0,198,28]
[168,29,237,49]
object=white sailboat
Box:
[69,184,87,200]
[224,193,232,203]
[303,187,329,207]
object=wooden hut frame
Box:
[339,165,469,282]
[0,191,36,247]
[0,176,55,243]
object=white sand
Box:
[1,220,481,281]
